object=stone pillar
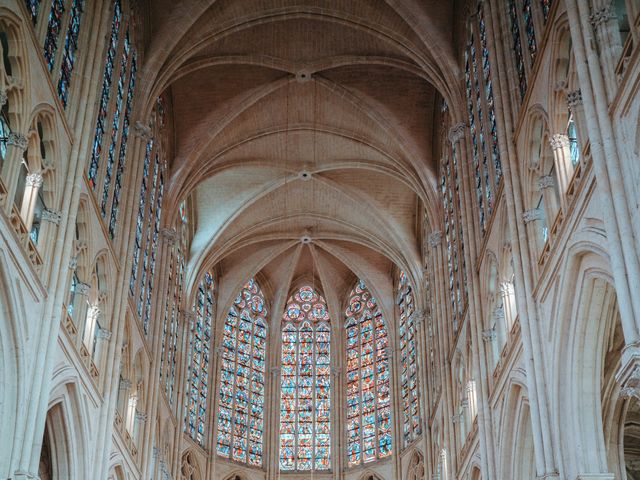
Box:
[589,2,623,94]
[567,89,586,161]
[546,137,570,211]
[3,132,27,214]
[20,172,43,230]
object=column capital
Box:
[0,89,7,107]
[549,133,570,150]
[589,4,614,27]
[135,410,148,422]
[76,281,91,296]
[42,208,62,225]
[448,122,466,144]
[522,208,543,224]
[160,227,177,245]
[567,89,583,109]
[427,231,442,247]
[69,256,78,269]
[481,328,496,342]
[134,121,152,140]
[537,174,555,191]
[7,132,28,150]
[96,328,112,341]
[119,378,132,390]
[25,172,44,188]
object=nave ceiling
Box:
[137,0,461,308]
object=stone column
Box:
[589,2,623,96]
[547,136,571,210]
[20,172,43,230]
[3,132,27,215]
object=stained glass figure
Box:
[279,285,331,471]
[216,278,267,467]
[345,280,392,467]
[397,272,422,446]
[185,271,215,446]
[56,0,84,107]
[43,0,65,72]
[508,0,527,101]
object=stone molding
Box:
[134,121,152,140]
[448,122,466,144]
[160,227,177,245]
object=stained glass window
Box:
[508,0,527,101]
[279,285,331,471]
[465,4,503,238]
[26,0,41,25]
[87,0,121,188]
[541,0,552,22]
[567,113,580,166]
[43,0,65,72]
[397,272,422,446]
[216,278,267,467]
[345,280,392,467]
[56,0,84,107]
[185,271,215,446]
[522,0,538,64]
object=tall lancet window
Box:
[216,279,267,466]
[397,271,422,446]
[346,280,392,466]
[185,271,215,446]
[279,286,331,471]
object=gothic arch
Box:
[0,7,29,130]
[406,450,425,480]
[180,450,202,480]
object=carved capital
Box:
[7,132,27,150]
[448,122,466,145]
[567,89,583,109]
[589,5,614,27]
[119,378,132,390]
[134,121,152,140]
[537,175,555,191]
[522,208,543,224]
[481,328,496,342]
[42,209,62,224]
[96,328,112,341]
[549,133,570,150]
[498,281,512,295]
[69,256,78,269]
[331,366,342,377]
[494,305,505,321]
[25,172,44,188]
[160,227,177,245]
[76,281,91,296]
[451,413,462,424]
[427,231,442,247]
[135,410,148,422]
[0,89,7,107]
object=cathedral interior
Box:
[1,0,640,479]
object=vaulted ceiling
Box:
[139,0,461,309]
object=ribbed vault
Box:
[140,0,459,310]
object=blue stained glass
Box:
[57,0,84,108]
[143,173,163,334]
[43,0,65,72]
[346,281,392,466]
[26,0,41,25]
[279,286,331,471]
[217,279,267,467]
[465,49,485,234]
[508,0,527,100]
[129,139,152,296]
[523,0,538,65]
[542,0,552,22]
[100,30,130,218]
[109,53,137,238]
[88,0,121,188]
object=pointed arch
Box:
[345,279,392,466]
[215,278,268,466]
[279,285,331,471]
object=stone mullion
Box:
[483,1,561,476]
[450,122,495,478]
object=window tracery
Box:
[87,0,138,238]
[185,271,215,446]
[279,285,331,471]
[345,280,392,466]
[397,271,422,447]
[216,278,267,467]
[129,100,165,335]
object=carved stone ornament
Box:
[96,328,112,341]
[42,209,62,225]
[68,256,78,270]
[448,122,466,145]
[567,89,583,109]
[428,231,442,247]
[481,328,496,342]
[25,172,44,188]
[134,121,152,140]
[522,208,543,224]
[160,227,177,245]
[119,378,132,390]
[135,410,148,422]
[589,4,614,27]
[537,175,555,191]
[8,132,28,150]
[549,133,570,150]
[76,281,91,295]
[0,89,7,107]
